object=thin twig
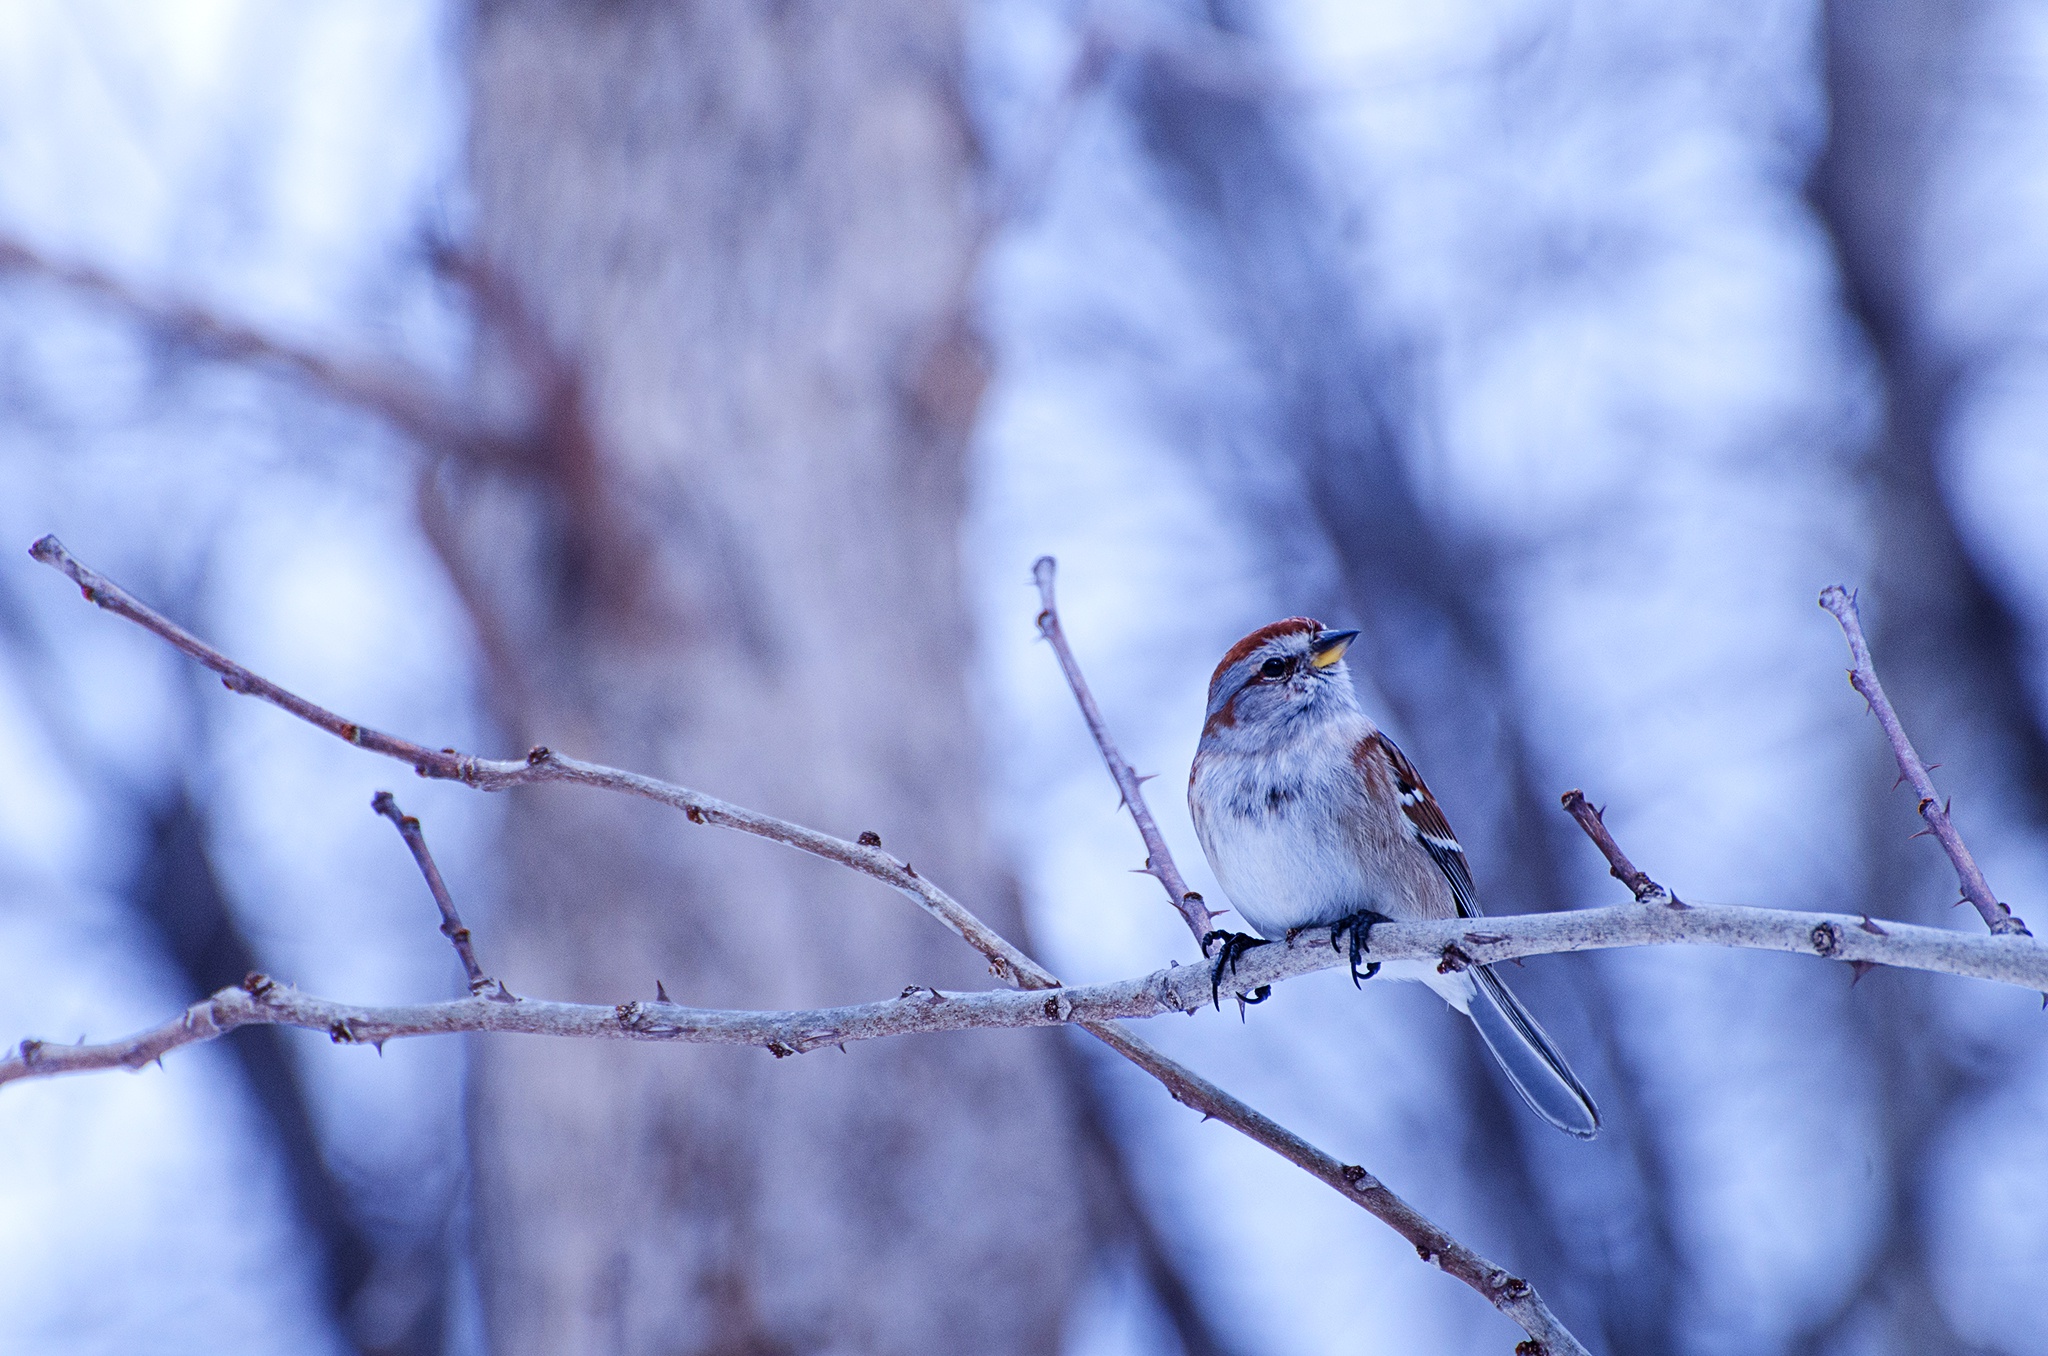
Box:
[0,968,1192,1088]
[1820,585,2030,936]
[370,791,514,1000]
[1031,556,1215,941]
[1086,1022,1581,1354]
[1560,790,1677,906]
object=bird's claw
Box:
[1202,929,1272,1012]
[1327,909,1394,988]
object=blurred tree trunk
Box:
[444,3,1088,1351]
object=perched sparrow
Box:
[1188,617,1600,1139]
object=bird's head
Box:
[1200,618,1361,748]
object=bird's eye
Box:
[1259,657,1289,679]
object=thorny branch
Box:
[371,791,514,1001]
[26,535,1050,989]
[9,897,2042,1087]
[1821,584,2031,936]
[0,968,1236,1087]
[1032,556,1216,941]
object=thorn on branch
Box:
[1859,914,1888,936]
[656,979,671,1003]
[1848,960,1878,986]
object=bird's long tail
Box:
[1463,966,1600,1138]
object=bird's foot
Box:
[1201,930,1273,1013]
[1326,909,1395,988]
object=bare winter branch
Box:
[370,791,514,1000]
[1821,585,2031,936]
[27,535,1051,988]
[1560,789,1676,905]
[1086,1021,1581,1355]
[0,967,1199,1090]
[1031,556,1215,941]
[10,895,2041,1089]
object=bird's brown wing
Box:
[1366,731,1483,919]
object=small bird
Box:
[1188,617,1600,1138]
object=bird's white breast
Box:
[1190,716,1381,938]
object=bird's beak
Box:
[1309,629,1359,668]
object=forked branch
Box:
[27,535,1051,988]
